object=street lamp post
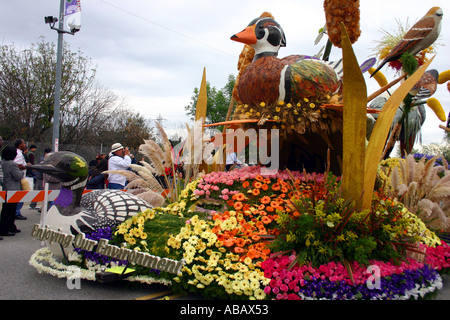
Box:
[45,0,79,152]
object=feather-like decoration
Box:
[397,184,408,197]
[129,164,164,192]
[139,143,165,176]
[143,139,165,164]
[125,179,152,190]
[139,160,156,174]
[407,181,417,198]
[421,155,439,187]
[134,190,165,208]
[430,187,450,201]
[391,166,400,191]
[154,121,173,168]
[103,169,139,182]
[406,154,415,185]
[419,199,449,229]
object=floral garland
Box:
[29,247,173,287]
[29,247,96,281]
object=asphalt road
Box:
[0,205,449,301]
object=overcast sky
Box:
[1,0,449,146]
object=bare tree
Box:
[0,39,154,152]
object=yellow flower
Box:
[260,102,265,107]
[275,107,281,112]
[145,210,155,220]
[254,289,266,300]
[309,103,315,108]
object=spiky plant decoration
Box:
[382,154,450,231]
[106,121,206,206]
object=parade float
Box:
[29,2,450,300]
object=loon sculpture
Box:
[28,151,151,256]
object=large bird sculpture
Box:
[231,16,342,106]
[371,6,443,77]
[226,16,378,174]
[28,152,151,257]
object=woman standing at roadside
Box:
[0,146,23,237]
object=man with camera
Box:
[107,143,131,190]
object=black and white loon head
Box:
[231,17,286,58]
[29,151,88,191]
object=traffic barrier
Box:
[0,189,169,203]
[0,190,95,204]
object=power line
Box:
[98,0,235,58]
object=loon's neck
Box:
[53,177,87,214]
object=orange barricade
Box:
[0,189,169,203]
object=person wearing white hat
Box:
[107,143,131,189]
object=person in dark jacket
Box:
[0,146,23,237]
[86,159,108,189]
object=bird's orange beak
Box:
[231,25,257,45]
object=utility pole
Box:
[45,0,80,152]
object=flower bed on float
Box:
[29,165,450,300]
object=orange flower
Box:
[266,206,274,212]
[251,234,261,241]
[223,237,234,247]
[255,175,264,182]
[263,178,271,184]
[258,204,266,210]
[270,200,279,208]
[262,216,272,224]
[252,188,260,196]
[272,183,280,191]
[253,181,262,189]
[235,238,246,247]
[234,247,245,254]
[247,248,260,260]
[234,201,243,210]
[261,184,269,191]
[260,196,271,204]
[242,181,250,188]
[235,193,246,201]
[243,229,253,237]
